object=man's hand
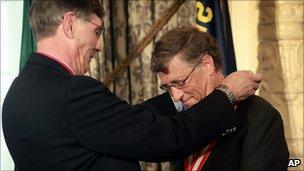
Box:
[221,71,263,101]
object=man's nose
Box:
[170,87,184,102]
[95,37,103,52]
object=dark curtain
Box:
[196,0,236,75]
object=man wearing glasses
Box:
[151,26,289,171]
[3,1,263,170]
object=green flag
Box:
[20,0,36,72]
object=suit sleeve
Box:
[239,96,289,171]
[140,92,178,116]
[65,76,239,161]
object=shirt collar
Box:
[37,51,76,75]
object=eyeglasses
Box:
[159,62,200,92]
[84,19,105,38]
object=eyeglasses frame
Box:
[84,18,105,38]
[159,61,201,92]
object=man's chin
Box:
[183,103,193,110]
[183,100,200,109]
[84,64,90,73]
[82,67,89,75]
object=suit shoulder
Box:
[69,76,108,91]
[66,76,114,100]
[241,95,283,123]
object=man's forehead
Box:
[89,13,103,25]
[166,56,191,73]
[158,57,191,82]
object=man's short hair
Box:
[151,26,223,73]
[29,0,105,41]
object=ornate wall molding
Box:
[258,1,303,170]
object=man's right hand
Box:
[221,71,263,101]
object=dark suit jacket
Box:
[172,96,289,171]
[2,53,239,171]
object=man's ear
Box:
[62,12,76,39]
[201,54,215,75]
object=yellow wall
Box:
[229,1,259,72]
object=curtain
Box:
[19,0,36,72]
